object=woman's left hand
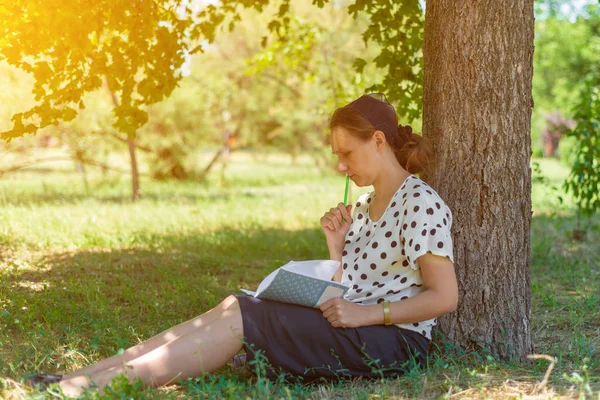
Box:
[319,298,371,328]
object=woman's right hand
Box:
[320,203,353,255]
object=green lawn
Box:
[0,151,598,399]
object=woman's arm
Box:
[320,253,458,328]
[330,247,343,282]
[320,202,353,282]
[362,253,458,325]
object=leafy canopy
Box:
[0,0,423,141]
[0,0,199,139]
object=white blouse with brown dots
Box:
[341,175,454,340]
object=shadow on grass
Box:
[529,213,599,378]
[530,213,600,283]
[0,227,328,376]
[2,214,598,396]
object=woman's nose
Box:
[337,161,348,173]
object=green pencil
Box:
[342,174,350,223]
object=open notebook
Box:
[240,260,350,308]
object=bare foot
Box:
[59,375,91,397]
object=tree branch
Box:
[0,157,74,177]
[90,130,152,153]
[81,157,150,176]
[256,72,301,97]
[0,156,149,177]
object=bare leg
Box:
[61,295,243,384]
[59,294,244,396]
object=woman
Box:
[30,93,458,396]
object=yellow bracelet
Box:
[383,301,392,325]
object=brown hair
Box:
[329,106,433,175]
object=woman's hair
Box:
[329,104,434,175]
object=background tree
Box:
[0,0,200,199]
[532,1,600,238]
[0,1,393,189]
[562,28,600,238]
[532,1,600,157]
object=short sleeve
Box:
[400,196,454,270]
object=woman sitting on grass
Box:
[30,93,458,397]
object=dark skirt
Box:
[233,293,429,383]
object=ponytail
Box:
[393,124,434,175]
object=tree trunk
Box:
[78,159,89,194]
[422,1,534,360]
[105,77,141,201]
[127,137,141,201]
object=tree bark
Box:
[127,137,141,200]
[105,78,141,201]
[423,1,534,359]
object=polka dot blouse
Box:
[341,175,454,340]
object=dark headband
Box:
[346,93,398,138]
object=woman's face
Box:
[331,126,380,187]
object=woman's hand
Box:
[319,297,371,328]
[320,203,353,256]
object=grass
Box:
[0,150,598,399]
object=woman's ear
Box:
[373,130,387,152]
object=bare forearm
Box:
[327,241,343,261]
[328,244,343,282]
[362,289,457,326]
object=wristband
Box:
[383,301,392,325]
